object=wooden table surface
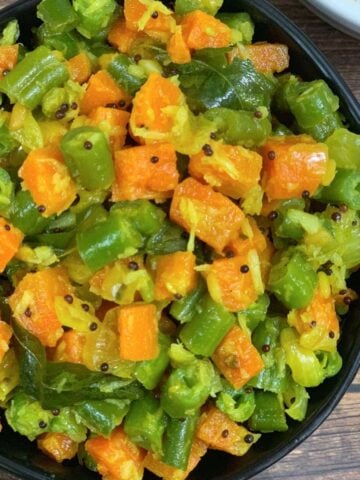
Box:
[0,1,358,480]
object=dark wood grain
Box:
[0,0,358,479]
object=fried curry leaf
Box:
[173,53,277,113]
[13,322,144,409]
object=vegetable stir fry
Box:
[0,0,358,478]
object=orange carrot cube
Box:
[124,0,175,41]
[130,73,183,135]
[181,11,232,50]
[112,143,179,201]
[0,44,19,79]
[0,217,23,273]
[288,288,340,352]
[67,52,92,84]
[167,26,191,64]
[154,251,197,301]
[261,135,329,200]
[229,42,289,74]
[19,145,77,217]
[204,253,261,312]
[9,267,72,347]
[212,326,264,389]
[196,405,260,456]
[80,70,131,115]
[189,141,262,199]
[89,106,130,152]
[53,330,86,364]
[86,427,145,480]
[117,303,158,361]
[108,17,142,53]
[38,433,78,463]
[170,178,245,253]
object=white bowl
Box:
[300,0,360,40]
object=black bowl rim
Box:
[0,1,358,480]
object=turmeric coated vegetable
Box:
[189,140,262,199]
[170,177,245,253]
[130,73,183,135]
[181,10,232,49]
[37,432,78,463]
[19,145,77,217]
[80,70,131,115]
[229,42,289,74]
[67,52,92,84]
[212,326,264,389]
[0,44,19,79]
[154,251,197,301]
[0,3,357,479]
[0,321,12,363]
[261,135,331,200]
[117,303,158,361]
[196,405,261,455]
[9,267,72,346]
[0,217,24,272]
[112,143,179,202]
[86,427,145,480]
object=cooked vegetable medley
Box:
[0,0,358,478]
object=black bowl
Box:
[0,1,359,479]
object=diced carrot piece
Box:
[225,218,274,283]
[154,251,197,301]
[261,135,329,200]
[37,433,78,463]
[19,145,77,217]
[112,143,179,201]
[226,218,267,257]
[0,218,24,273]
[212,326,264,389]
[86,427,145,480]
[0,321,12,363]
[203,253,260,312]
[181,10,232,50]
[170,178,245,253]
[8,267,72,347]
[196,405,260,456]
[117,303,158,361]
[80,70,131,115]
[144,438,207,480]
[53,330,86,364]
[124,0,176,41]
[67,52,92,84]
[189,141,262,199]
[167,26,191,64]
[288,287,340,351]
[0,44,19,79]
[89,106,130,152]
[89,256,147,304]
[108,17,143,53]
[130,72,183,134]
[229,42,289,74]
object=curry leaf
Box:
[13,321,46,400]
[174,55,277,113]
[13,322,144,409]
[43,363,143,409]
